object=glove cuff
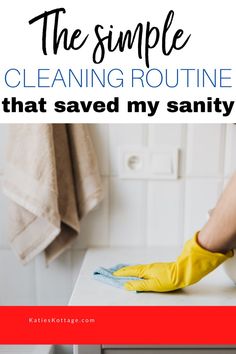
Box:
[193,231,234,260]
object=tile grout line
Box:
[219,124,227,195]
[143,124,149,247]
[182,124,188,244]
[107,124,112,247]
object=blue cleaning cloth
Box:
[93,264,141,289]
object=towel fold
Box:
[93,264,141,289]
[2,124,103,264]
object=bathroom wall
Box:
[0,124,235,305]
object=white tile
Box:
[0,250,36,305]
[148,124,185,146]
[148,124,186,176]
[71,250,86,286]
[184,179,222,240]
[109,124,146,175]
[74,177,109,248]
[87,124,109,176]
[35,250,72,305]
[186,124,225,177]
[147,180,184,247]
[0,180,9,247]
[0,124,8,173]
[224,124,236,177]
[109,177,146,246]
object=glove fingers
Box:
[124,279,156,292]
[125,278,180,292]
[113,264,146,278]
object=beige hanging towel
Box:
[2,124,103,264]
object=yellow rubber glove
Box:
[113,232,234,292]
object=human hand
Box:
[113,232,233,292]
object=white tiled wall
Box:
[147,180,184,247]
[186,125,225,177]
[0,124,235,305]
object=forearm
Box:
[198,172,236,253]
[114,172,236,292]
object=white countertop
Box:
[69,247,236,306]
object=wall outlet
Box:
[118,146,179,180]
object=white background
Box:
[0,0,235,122]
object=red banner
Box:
[0,306,235,344]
